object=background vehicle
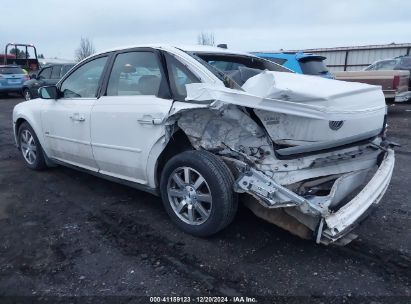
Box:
[335,63,410,102]
[0,65,29,96]
[22,63,74,100]
[3,43,39,72]
[364,56,411,102]
[252,51,334,78]
[0,53,16,63]
[13,45,394,245]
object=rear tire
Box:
[18,122,47,170]
[160,150,238,237]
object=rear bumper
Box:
[321,149,395,242]
[0,85,24,92]
[383,90,396,99]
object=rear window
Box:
[191,53,290,86]
[0,67,24,74]
[299,58,329,76]
[196,53,289,73]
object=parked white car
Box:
[13,45,395,245]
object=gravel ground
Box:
[0,94,410,302]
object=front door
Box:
[41,56,109,171]
[91,50,173,184]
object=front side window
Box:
[60,56,108,98]
[107,52,163,96]
[38,67,52,79]
[165,53,200,100]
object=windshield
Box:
[0,67,25,74]
[299,58,329,76]
[187,52,290,87]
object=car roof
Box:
[0,65,20,68]
[94,44,254,58]
[42,63,74,68]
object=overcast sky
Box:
[1,0,410,59]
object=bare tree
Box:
[197,32,215,46]
[74,37,96,62]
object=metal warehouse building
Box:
[289,43,411,72]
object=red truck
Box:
[335,57,411,102]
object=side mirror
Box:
[30,73,37,79]
[39,86,59,100]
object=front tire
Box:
[18,122,47,170]
[160,150,238,237]
[23,88,32,101]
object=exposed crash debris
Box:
[167,67,395,245]
[176,105,273,161]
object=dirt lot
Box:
[0,94,410,301]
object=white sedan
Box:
[13,45,395,244]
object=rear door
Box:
[90,48,174,184]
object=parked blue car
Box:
[0,65,29,95]
[252,52,334,79]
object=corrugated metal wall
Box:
[291,44,411,72]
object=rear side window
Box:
[165,53,200,100]
[38,67,52,79]
[208,60,246,72]
[51,65,61,79]
[261,57,287,65]
[107,51,163,96]
[0,67,24,74]
[299,58,329,76]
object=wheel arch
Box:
[13,113,47,154]
[146,128,194,189]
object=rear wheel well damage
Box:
[155,128,194,187]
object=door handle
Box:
[70,113,86,122]
[137,115,163,125]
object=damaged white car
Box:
[13,45,396,245]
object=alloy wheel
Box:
[20,129,37,165]
[167,166,213,225]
